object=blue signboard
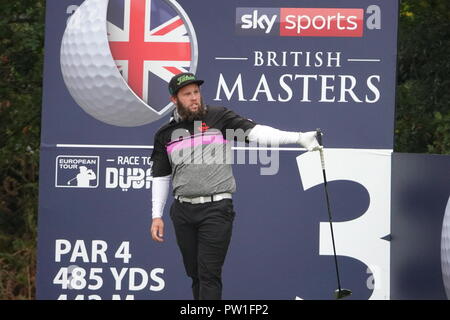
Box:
[37,0,400,300]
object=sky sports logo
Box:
[236,7,369,37]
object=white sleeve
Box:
[151,175,171,219]
[247,124,301,145]
[247,124,321,151]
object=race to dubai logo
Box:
[60,0,198,127]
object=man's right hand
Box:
[150,218,164,242]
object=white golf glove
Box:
[247,125,323,151]
[298,131,323,152]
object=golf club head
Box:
[334,288,352,299]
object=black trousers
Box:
[170,198,235,300]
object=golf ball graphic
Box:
[441,196,450,299]
[60,0,198,127]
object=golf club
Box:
[316,128,352,300]
[67,177,77,185]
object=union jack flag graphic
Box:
[107,0,195,112]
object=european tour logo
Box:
[236,6,381,37]
[55,156,99,188]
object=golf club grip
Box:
[319,148,325,170]
[316,128,323,146]
[315,128,325,169]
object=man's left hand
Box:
[298,131,323,152]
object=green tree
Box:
[0,0,45,299]
[396,0,450,154]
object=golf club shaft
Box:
[316,129,343,292]
[320,152,343,292]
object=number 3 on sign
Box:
[115,241,131,263]
[297,149,391,300]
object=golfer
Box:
[150,72,321,300]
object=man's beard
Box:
[176,98,207,122]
